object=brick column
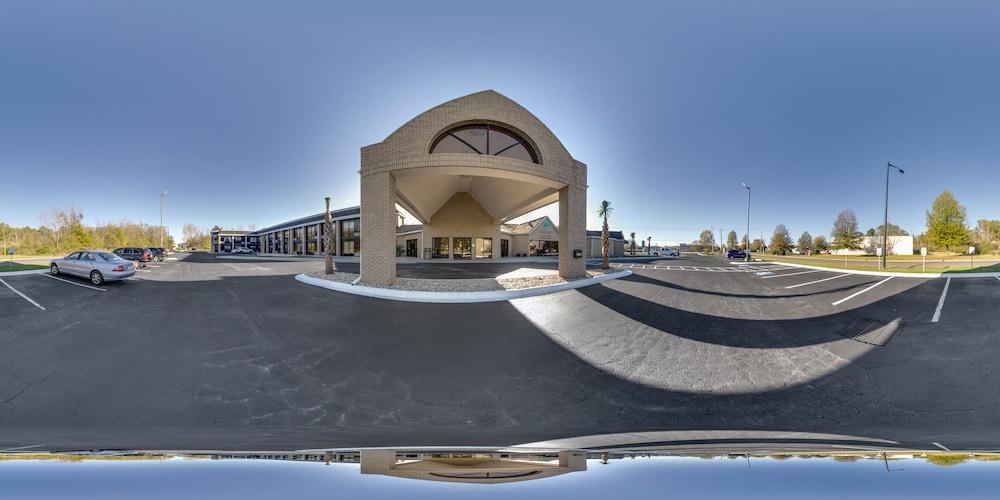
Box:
[360,171,396,286]
[558,185,587,279]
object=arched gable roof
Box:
[370,90,576,168]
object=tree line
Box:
[0,208,177,256]
[699,191,998,256]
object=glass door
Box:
[453,237,472,259]
[475,237,492,258]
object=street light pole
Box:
[160,191,168,248]
[742,183,751,261]
[882,163,904,270]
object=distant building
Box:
[831,235,914,256]
[209,227,257,253]
[586,229,625,258]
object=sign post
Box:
[876,247,883,270]
[969,246,976,270]
[7,247,13,268]
[920,247,927,272]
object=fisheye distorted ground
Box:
[2,252,998,452]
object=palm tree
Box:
[324,197,336,274]
[629,231,636,256]
[597,200,613,269]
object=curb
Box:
[0,269,49,277]
[762,260,1000,279]
[294,270,633,303]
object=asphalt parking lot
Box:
[1,252,999,452]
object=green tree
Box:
[699,229,716,251]
[831,209,863,252]
[726,230,738,250]
[974,219,1000,253]
[926,191,969,251]
[769,224,793,255]
[813,234,828,252]
[597,200,613,269]
[630,231,636,255]
[874,222,909,236]
[797,231,813,254]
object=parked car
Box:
[149,247,167,262]
[112,247,153,267]
[231,246,256,255]
[661,248,680,257]
[50,250,135,285]
[726,249,748,260]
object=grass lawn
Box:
[761,255,1000,274]
[0,261,49,272]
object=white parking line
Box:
[931,277,951,323]
[0,278,45,310]
[761,269,822,279]
[784,273,849,289]
[146,265,161,268]
[41,273,106,292]
[831,277,893,306]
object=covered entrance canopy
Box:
[360,90,588,286]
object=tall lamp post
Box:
[160,191,168,248]
[881,163,904,270]
[742,183,751,261]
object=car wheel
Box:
[134,259,142,269]
[90,270,104,286]
[50,263,59,275]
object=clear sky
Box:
[2,457,1000,499]
[1,1,997,245]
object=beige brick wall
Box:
[422,192,503,259]
[360,172,397,285]
[360,90,588,284]
[559,184,588,279]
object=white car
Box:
[661,248,680,257]
[231,247,256,255]
[50,250,135,285]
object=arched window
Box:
[430,124,538,163]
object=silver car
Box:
[50,250,136,285]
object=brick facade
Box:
[360,90,588,285]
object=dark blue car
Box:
[726,249,748,260]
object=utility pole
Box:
[160,191,168,248]
[742,183,751,261]
[882,162,904,270]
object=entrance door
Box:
[406,238,417,257]
[501,239,509,258]
[475,237,492,259]
[453,237,472,259]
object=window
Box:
[475,237,492,259]
[340,219,360,256]
[430,124,538,163]
[431,237,449,258]
[453,237,472,259]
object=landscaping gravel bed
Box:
[304,269,613,292]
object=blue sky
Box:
[1,1,997,244]
[2,457,1000,499]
